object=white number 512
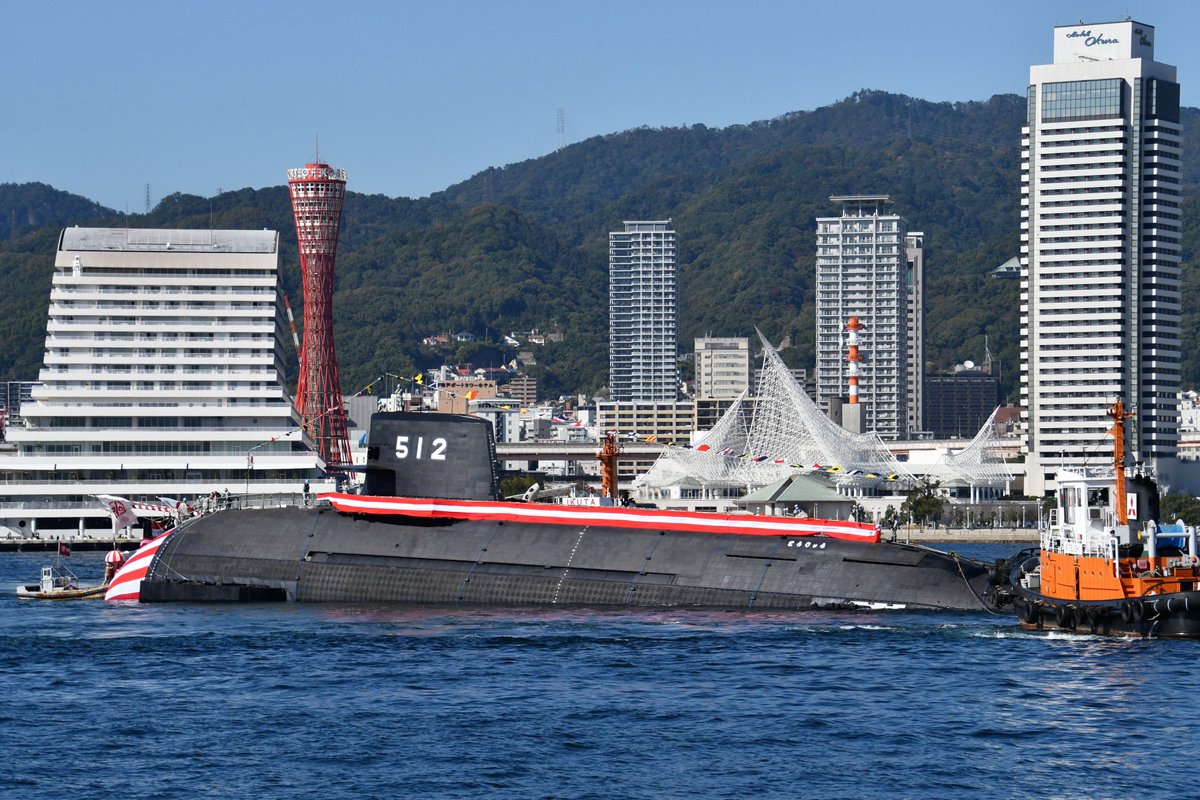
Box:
[395,435,447,461]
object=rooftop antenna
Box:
[556,108,565,151]
[315,133,320,163]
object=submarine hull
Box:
[124,412,997,611]
[140,506,992,610]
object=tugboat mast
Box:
[597,432,621,500]
[1107,400,1133,526]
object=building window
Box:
[1041,78,1123,122]
[1145,78,1181,123]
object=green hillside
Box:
[0,182,113,241]
[1,91,1198,402]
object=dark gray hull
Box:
[140,506,994,610]
[1012,587,1200,638]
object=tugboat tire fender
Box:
[1019,600,1040,625]
[1055,604,1075,630]
[1121,600,1136,623]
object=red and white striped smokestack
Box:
[845,316,862,405]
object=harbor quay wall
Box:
[897,526,1038,543]
[0,537,141,552]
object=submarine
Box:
[109,412,1002,611]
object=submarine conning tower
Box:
[362,411,502,500]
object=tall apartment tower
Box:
[1021,21,1181,495]
[287,162,352,468]
[905,232,926,436]
[814,196,909,439]
[608,220,678,401]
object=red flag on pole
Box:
[58,542,71,557]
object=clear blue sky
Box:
[4,0,1196,212]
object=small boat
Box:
[1007,400,1200,637]
[16,563,106,600]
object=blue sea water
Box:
[2,544,1197,800]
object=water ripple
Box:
[1,550,1196,799]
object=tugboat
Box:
[1010,400,1200,637]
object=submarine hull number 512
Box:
[395,435,447,460]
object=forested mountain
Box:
[0,182,113,241]
[2,90,1199,402]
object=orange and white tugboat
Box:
[1010,400,1200,637]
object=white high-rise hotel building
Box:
[608,220,678,402]
[0,228,324,538]
[1021,20,1181,495]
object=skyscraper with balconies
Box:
[1021,20,1181,494]
[814,196,910,439]
[905,232,926,436]
[608,220,677,402]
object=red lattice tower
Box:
[287,162,351,468]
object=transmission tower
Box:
[556,108,565,151]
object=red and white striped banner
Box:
[322,493,880,542]
[133,502,177,515]
[105,531,171,602]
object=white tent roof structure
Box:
[638,335,913,491]
[635,388,752,489]
[637,333,1012,495]
[741,332,911,486]
[923,406,1015,488]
